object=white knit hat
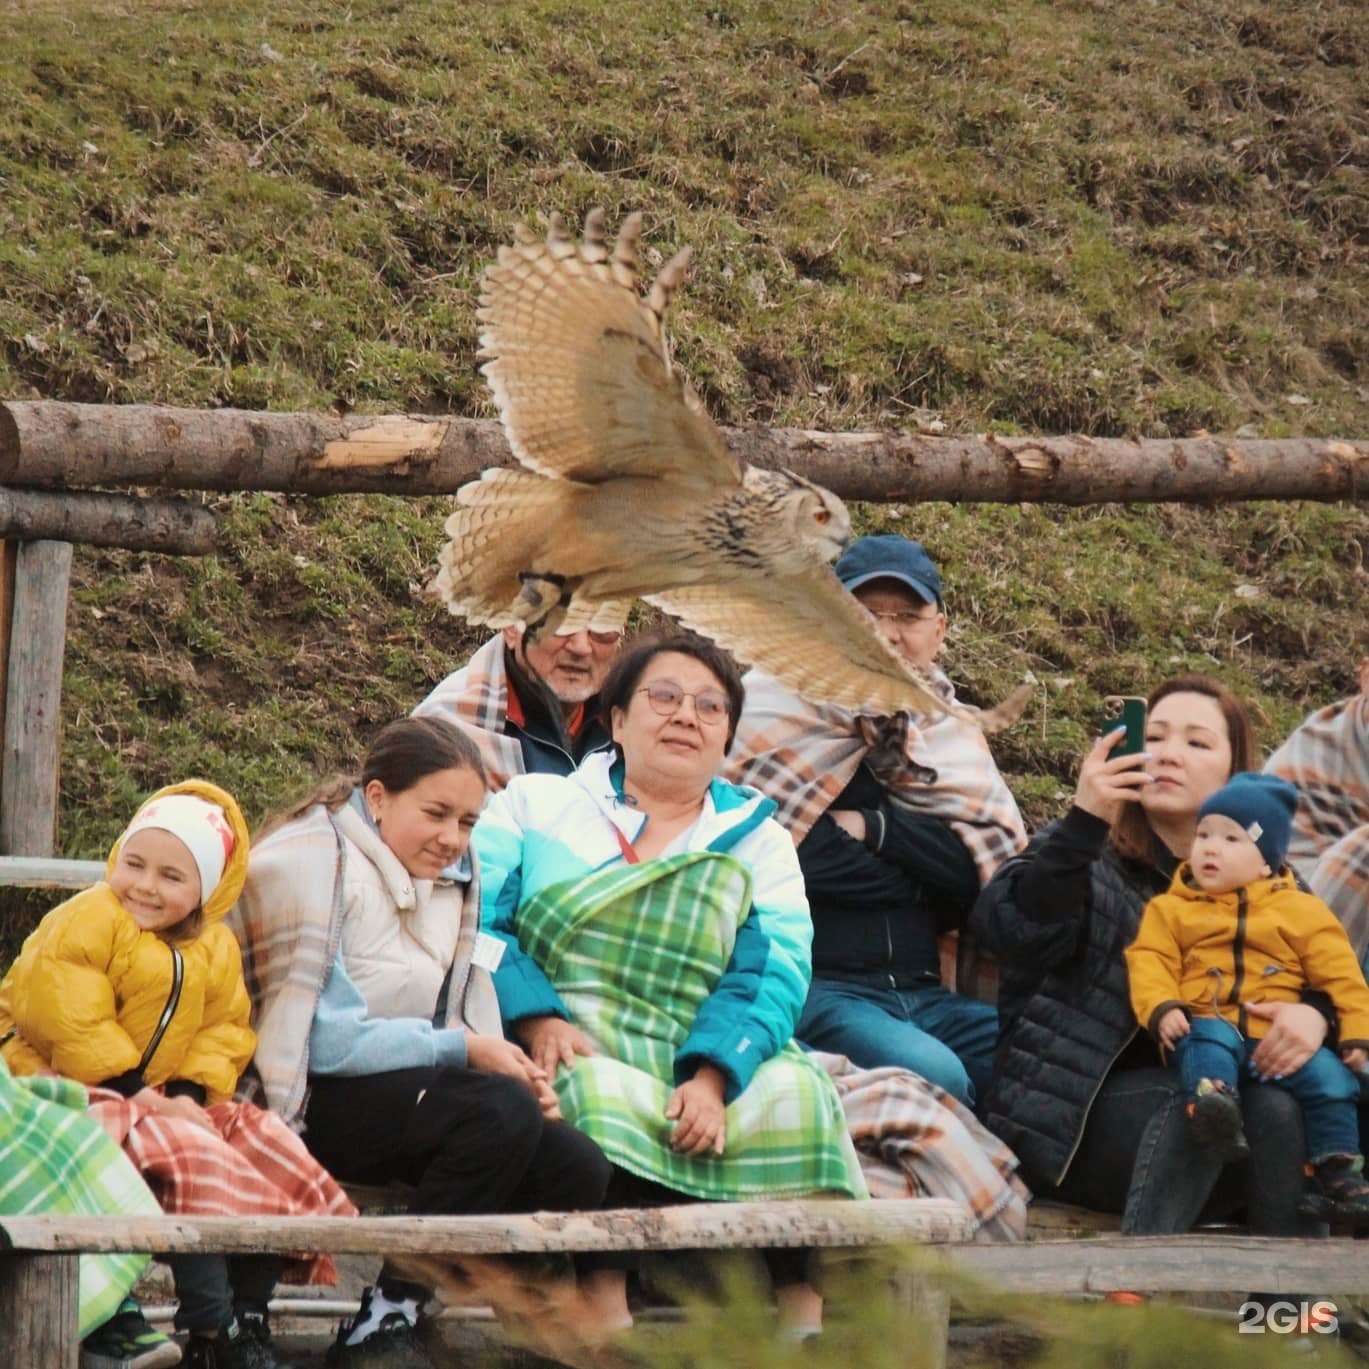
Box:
[121,793,236,903]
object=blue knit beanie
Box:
[1197,772,1299,871]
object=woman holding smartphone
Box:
[970,675,1323,1234]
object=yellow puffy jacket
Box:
[0,780,255,1103]
[1126,865,1369,1048]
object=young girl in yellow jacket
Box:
[0,780,355,1369]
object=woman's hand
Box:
[1343,1047,1367,1073]
[665,1064,726,1156]
[1246,1001,1328,1078]
[1074,729,1153,824]
[466,1034,563,1120]
[513,1015,596,1077]
[133,1088,218,1134]
[1156,1008,1190,1049]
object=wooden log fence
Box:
[0,488,216,556]
[1,1203,970,1369]
[0,540,72,858]
[0,396,1361,858]
[1,400,1365,504]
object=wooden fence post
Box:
[891,1267,951,1369]
[0,540,17,805]
[0,1252,79,1368]
[0,539,73,856]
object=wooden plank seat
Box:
[1026,1200,1123,1239]
[0,1199,973,1369]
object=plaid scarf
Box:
[727,670,1027,885]
[412,635,528,792]
[521,851,866,1201]
[228,801,488,1130]
[811,1051,1028,1241]
[1265,691,1369,952]
[0,1061,160,1337]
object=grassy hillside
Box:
[0,0,1365,899]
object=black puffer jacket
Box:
[969,806,1173,1191]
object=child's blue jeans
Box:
[1174,1016,1361,1163]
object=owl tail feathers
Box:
[433,468,583,631]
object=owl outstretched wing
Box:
[479,209,740,489]
[647,569,956,719]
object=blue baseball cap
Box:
[834,535,943,608]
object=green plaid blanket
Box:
[0,1059,159,1337]
[519,851,865,1201]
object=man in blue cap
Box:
[728,534,1025,1107]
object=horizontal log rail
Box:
[0,488,216,555]
[0,1200,974,1256]
[945,1233,1369,1294]
[0,856,102,889]
[1,401,1363,505]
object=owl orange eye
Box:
[814,509,831,525]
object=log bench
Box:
[0,1199,973,1369]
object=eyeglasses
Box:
[636,680,730,724]
[866,609,942,629]
[550,629,622,647]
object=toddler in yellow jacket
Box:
[1126,772,1369,1223]
[0,781,354,1369]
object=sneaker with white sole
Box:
[80,1299,183,1369]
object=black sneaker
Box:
[80,1299,183,1369]
[1314,1157,1369,1226]
[183,1317,287,1369]
[325,1298,434,1369]
[324,1316,434,1369]
[1185,1079,1250,1161]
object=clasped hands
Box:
[514,1013,727,1155]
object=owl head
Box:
[777,470,852,562]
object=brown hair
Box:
[161,908,206,945]
[598,631,746,753]
[257,717,487,839]
[1109,674,1254,863]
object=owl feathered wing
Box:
[648,569,951,718]
[478,209,740,489]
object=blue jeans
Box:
[795,978,997,1104]
[1175,1017,1361,1163]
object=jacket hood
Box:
[105,779,251,924]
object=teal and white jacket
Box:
[473,750,814,1101]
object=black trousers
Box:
[166,1254,283,1333]
[578,1167,816,1291]
[306,1066,612,1297]
[304,1065,612,1216]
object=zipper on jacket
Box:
[884,912,896,989]
[1231,886,1248,1037]
[1207,966,1224,1012]
[1055,1024,1140,1188]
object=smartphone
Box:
[1100,695,1147,757]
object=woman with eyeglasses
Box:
[474,631,867,1341]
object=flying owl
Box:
[434,209,1019,726]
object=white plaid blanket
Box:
[727,669,1026,885]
